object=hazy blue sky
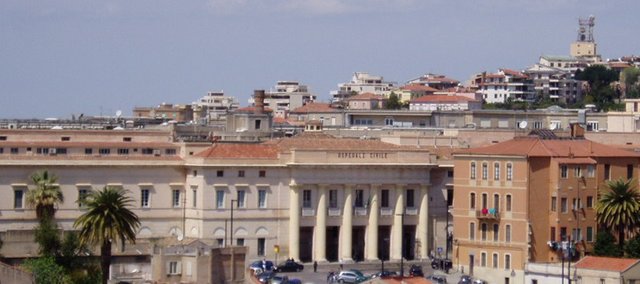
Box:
[1,0,639,118]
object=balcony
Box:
[476,208,500,220]
[302,208,316,217]
[354,207,367,216]
[405,208,418,216]
[328,208,341,217]
[380,208,393,216]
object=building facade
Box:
[473,69,535,104]
[331,72,397,103]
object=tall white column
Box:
[340,184,354,262]
[418,184,429,260]
[289,182,300,261]
[391,184,405,260]
[315,184,328,262]
[366,184,380,261]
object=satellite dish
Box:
[519,121,528,129]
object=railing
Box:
[380,208,393,216]
[301,208,315,217]
[405,208,418,215]
[328,208,341,216]
[354,207,367,216]
[476,209,500,219]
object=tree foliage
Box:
[575,65,621,111]
[385,92,402,110]
[73,186,140,284]
[34,217,61,257]
[593,231,623,257]
[595,178,640,252]
[625,235,640,258]
[621,67,640,98]
[27,170,63,221]
[22,256,72,284]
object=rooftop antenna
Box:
[577,15,595,42]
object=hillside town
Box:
[2,15,640,284]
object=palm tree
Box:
[595,178,640,252]
[26,170,63,220]
[73,186,140,284]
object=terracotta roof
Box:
[553,157,596,164]
[290,102,339,113]
[455,136,640,158]
[194,143,279,159]
[401,84,439,92]
[609,62,631,68]
[411,95,476,103]
[272,117,289,124]
[0,141,176,148]
[575,256,640,272]
[501,68,528,78]
[347,92,384,101]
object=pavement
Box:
[251,260,467,284]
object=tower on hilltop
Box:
[570,15,600,61]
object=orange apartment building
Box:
[451,128,640,284]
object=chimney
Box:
[254,90,265,114]
[570,123,585,138]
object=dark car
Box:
[250,260,275,275]
[458,275,473,284]
[426,274,448,283]
[275,260,304,272]
[409,264,424,277]
[257,271,277,284]
[269,275,289,284]
[370,270,398,278]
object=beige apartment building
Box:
[452,127,640,284]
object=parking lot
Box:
[250,260,465,283]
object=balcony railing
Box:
[354,207,367,216]
[476,209,500,219]
[302,208,315,217]
[405,208,418,216]
[380,208,393,216]
[328,208,341,216]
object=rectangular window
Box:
[605,164,611,180]
[355,190,364,207]
[494,194,500,212]
[78,189,89,208]
[237,190,246,208]
[469,223,475,240]
[506,225,511,243]
[493,224,499,242]
[551,196,557,212]
[10,148,18,154]
[587,227,594,242]
[560,227,567,241]
[506,163,513,181]
[302,190,312,208]
[561,165,568,178]
[142,148,154,155]
[258,190,267,208]
[587,196,593,208]
[492,253,498,268]
[117,148,129,155]
[238,170,245,177]
[572,228,582,241]
[85,148,92,155]
[141,189,150,208]
[257,238,266,256]
[216,238,224,247]
[123,137,132,142]
[574,166,582,177]
[587,165,595,177]
[481,252,487,267]
[470,193,476,209]
[259,170,266,178]
[172,189,181,207]
[628,164,634,179]
[447,170,454,178]
[561,198,568,213]
[237,238,244,246]
[494,163,500,180]
[216,170,224,177]
[192,188,197,208]
[482,163,488,180]
[381,190,390,208]
[406,189,415,208]
[216,190,225,208]
[550,227,556,242]
[481,223,487,241]
[329,190,338,208]
[482,193,488,209]
[168,261,180,275]
[14,190,24,209]
[99,148,110,155]
[0,148,3,154]
[470,163,476,180]
[505,255,511,270]
[165,149,177,155]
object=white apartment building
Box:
[473,69,535,104]
[524,64,583,104]
[193,91,240,123]
[406,74,460,90]
[248,81,316,118]
[331,72,397,103]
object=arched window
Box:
[470,162,476,179]
[506,224,512,243]
[482,193,488,209]
[481,223,487,241]
[506,194,512,212]
[481,252,487,267]
[470,193,476,209]
[482,163,488,180]
[469,222,476,240]
[506,163,513,181]
[494,194,500,212]
[494,162,500,180]
[493,224,499,242]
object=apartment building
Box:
[248,81,316,118]
[524,64,584,104]
[331,72,397,103]
[406,74,460,90]
[452,127,640,284]
[473,69,535,104]
[192,91,240,123]
[409,95,482,111]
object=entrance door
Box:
[326,226,340,262]
[469,254,475,276]
[352,226,365,262]
[378,226,391,260]
[299,227,313,262]
[403,225,416,260]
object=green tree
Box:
[34,217,61,257]
[27,170,63,221]
[592,231,623,257]
[385,92,402,110]
[575,65,620,111]
[73,186,140,284]
[625,235,640,258]
[621,67,640,98]
[595,178,640,252]
[22,256,72,284]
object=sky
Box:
[1,0,639,119]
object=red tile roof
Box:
[411,95,476,103]
[290,102,339,113]
[194,143,279,159]
[401,84,439,92]
[347,92,385,101]
[575,256,640,272]
[501,68,528,78]
[455,136,640,158]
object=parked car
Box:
[288,278,302,284]
[335,269,367,283]
[472,280,487,284]
[250,260,275,275]
[256,271,277,284]
[370,270,397,279]
[409,264,424,277]
[269,275,289,284]
[426,274,448,283]
[457,275,472,284]
[275,260,304,272]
